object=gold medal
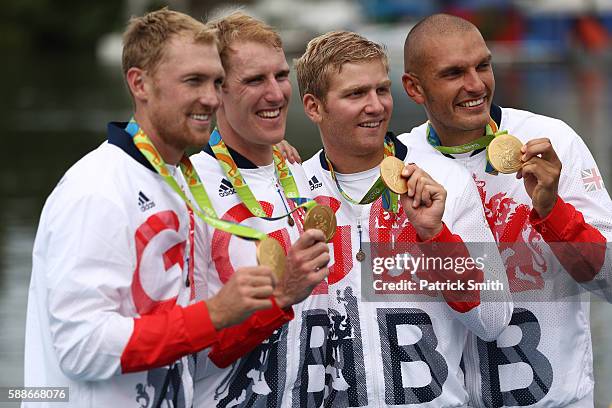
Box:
[287,216,295,227]
[487,134,523,174]
[356,250,366,262]
[256,237,286,279]
[380,156,408,194]
[303,204,337,242]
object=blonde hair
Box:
[206,11,282,71]
[295,31,389,100]
[122,7,216,77]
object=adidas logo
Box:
[218,178,236,197]
[138,191,155,212]
[309,175,322,191]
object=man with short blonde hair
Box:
[122,8,217,77]
[295,30,389,101]
[24,8,295,408]
[191,11,330,408]
[298,30,512,407]
[208,11,282,70]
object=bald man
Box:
[399,13,612,408]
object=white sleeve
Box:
[445,173,514,341]
[554,123,612,300]
[44,192,134,381]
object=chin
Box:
[456,115,488,130]
[189,132,211,148]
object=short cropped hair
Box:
[404,13,478,73]
[122,7,216,77]
[295,31,389,100]
[206,11,282,71]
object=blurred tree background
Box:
[0,0,124,54]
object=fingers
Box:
[412,175,429,208]
[246,298,275,312]
[312,267,329,284]
[402,165,438,209]
[399,194,414,212]
[293,228,326,250]
[401,163,418,182]
[301,241,330,262]
[420,185,433,208]
[519,157,559,186]
[521,138,561,166]
[274,234,330,307]
[277,140,302,164]
[303,251,331,273]
[286,145,302,164]
[309,266,330,285]
[248,285,276,299]
[234,267,275,296]
[404,166,424,197]
[287,240,329,272]
[208,268,276,329]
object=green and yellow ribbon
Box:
[426,118,508,175]
[208,129,316,221]
[125,119,266,241]
[325,136,400,213]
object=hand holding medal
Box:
[303,204,337,242]
[380,157,446,240]
[273,229,330,309]
[516,137,562,218]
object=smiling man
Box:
[296,30,512,408]
[189,12,330,408]
[23,8,305,408]
[399,13,612,408]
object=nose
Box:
[199,83,221,112]
[464,69,486,94]
[264,78,285,104]
[364,90,385,115]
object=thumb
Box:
[400,194,414,215]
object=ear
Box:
[126,67,150,102]
[401,72,425,105]
[302,93,323,124]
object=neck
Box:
[431,123,486,147]
[324,144,385,174]
[216,114,273,166]
[133,112,183,165]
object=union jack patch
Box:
[581,167,604,192]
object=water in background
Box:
[0,53,610,407]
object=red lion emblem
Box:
[474,175,547,292]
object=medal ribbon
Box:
[208,129,316,220]
[325,136,399,213]
[125,119,266,241]
[426,118,507,174]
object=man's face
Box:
[146,36,224,151]
[318,59,393,158]
[407,28,495,137]
[219,41,291,146]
